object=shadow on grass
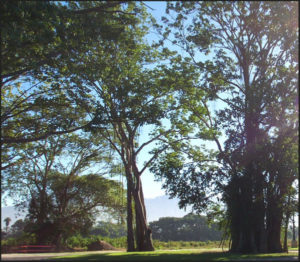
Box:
[49,250,299,262]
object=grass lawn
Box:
[49,248,299,261]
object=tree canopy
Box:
[2,131,125,248]
[1,1,138,149]
[150,214,221,242]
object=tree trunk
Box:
[283,194,291,252]
[228,172,259,253]
[120,131,154,252]
[253,174,267,253]
[132,175,154,251]
[291,214,297,248]
[126,172,135,252]
[54,232,63,251]
[266,199,283,252]
[283,213,290,252]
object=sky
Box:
[140,1,222,199]
[140,1,192,199]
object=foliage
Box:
[7,219,28,238]
[149,214,222,242]
[24,173,124,244]
[66,235,127,250]
[2,1,135,81]
[1,232,37,246]
[65,234,222,250]
[90,221,127,239]
[2,132,126,247]
[1,1,139,171]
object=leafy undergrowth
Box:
[65,235,225,250]
[50,249,298,261]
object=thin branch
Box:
[139,145,169,175]
[101,128,123,157]
[141,2,155,11]
[136,131,169,155]
[193,102,237,172]
[71,2,128,15]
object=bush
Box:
[153,240,222,250]
[1,233,36,247]
[1,237,18,247]
[66,235,127,249]
[65,235,224,251]
[66,235,98,249]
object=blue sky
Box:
[139,1,224,199]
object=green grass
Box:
[49,248,299,261]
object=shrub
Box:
[65,235,224,250]
[66,235,127,249]
[1,233,36,247]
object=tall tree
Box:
[66,3,203,250]
[151,1,298,253]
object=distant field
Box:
[50,248,299,261]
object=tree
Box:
[63,3,203,251]
[2,131,125,249]
[149,214,222,242]
[83,38,201,251]
[151,1,298,253]
[4,217,11,234]
[25,172,124,249]
[282,186,298,252]
[90,221,127,238]
[10,219,27,238]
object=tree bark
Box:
[126,172,135,252]
[132,175,154,251]
[291,214,297,247]
[253,173,267,253]
[118,125,154,252]
[54,232,63,251]
[266,198,283,252]
[283,194,291,252]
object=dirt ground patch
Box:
[1,250,123,261]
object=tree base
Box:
[291,240,297,248]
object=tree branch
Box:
[71,2,129,15]
[136,131,169,156]
[139,145,169,175]
[1,123,91,144]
